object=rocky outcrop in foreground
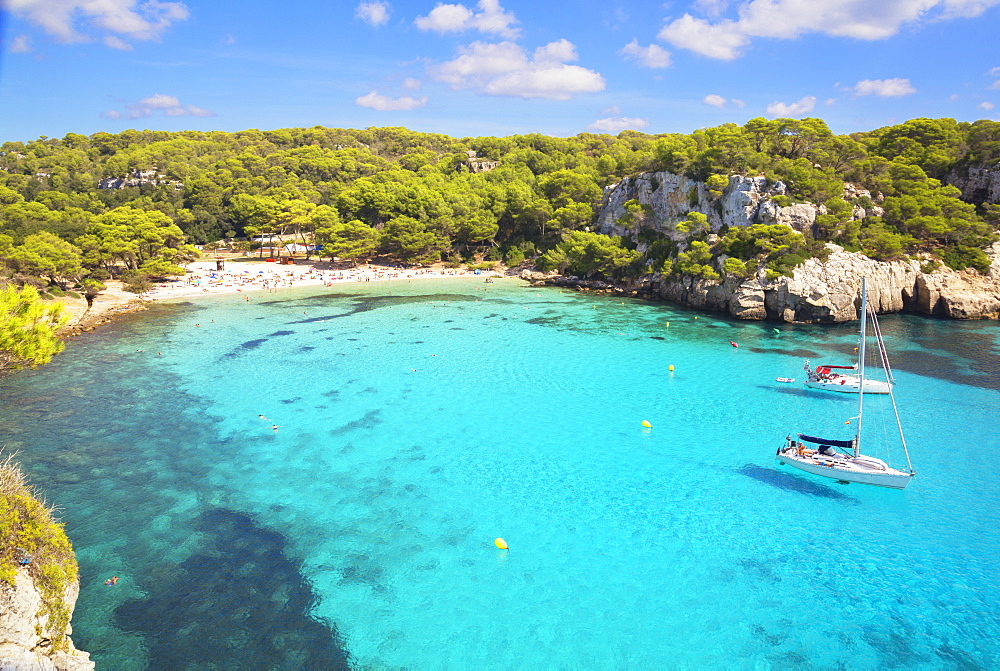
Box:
[524,242,1000,323]
[1,455,93,671]
[0,570,93,670]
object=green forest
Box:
[1,117,999,308]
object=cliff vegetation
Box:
[2,117,1000,316]
[0,452,79,651]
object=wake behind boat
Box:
[777,278,915,489]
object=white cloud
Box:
[5,0,189,46]
[702,94,744,108]
[402,77,422,90]
[825,97,837,105]
[602,105,623,115]
[657,15,749,60]
[417,3,473,32]
[355,91,428,111]
[950,93,961,100]
[766,95,817,117]
[941,0,1000,17]
[222,33,236,45]
[852,78,916,96]
[694,0,731,18]
[103,93,216,120]
[104,35,133,50]
[587,116,650,133]
[9,34,32,53]
[658,0,1000,60]
[619,40,672,68]
[355,1,391,27]
[979,101,996,110]
[429,39,605,100]
[415,0,520,38]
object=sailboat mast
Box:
[855,278,868,458]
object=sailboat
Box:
[803,361,892,394]
[776,278,915,489]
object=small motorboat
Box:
[775,377,795,383]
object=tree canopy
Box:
[1,117,998,292]
[0,284,67,371]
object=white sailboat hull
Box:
[776,447,913,489]
[804,376,892,394]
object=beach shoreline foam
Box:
[59,258,508,335]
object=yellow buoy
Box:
[494,538,508,550]
[641,420,652,428]
[665,322,670,326]
[668,365,674,372]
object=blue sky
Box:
[1,0,999,142]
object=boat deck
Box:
[776,446,914,489]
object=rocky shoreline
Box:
[523,242,1000,323]
[0,571,94,670]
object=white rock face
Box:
[756,200,819,233]
[0,570,94,671]
[946,164,1000,204]
[772,246,921,321]
[628,243,1000,322]
[596,172,797,237]
[590,170,1000,321]
[911,241,1000,319]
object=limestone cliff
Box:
[0,457,93,671]
[0,571,93,670]
[594,171,859,238]
[527,241,1000,323]
[579,170,1000,322]
[945,164,1000,205]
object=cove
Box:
[1,277,998,669]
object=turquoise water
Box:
[2,277,999,669]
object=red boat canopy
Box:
[815,365,856,375]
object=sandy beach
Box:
[145,258,498,301]
[59,258,507,335]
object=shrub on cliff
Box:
[0,453,79,651]
[940,244,992,273]
[674,240,720,280]
[717,223,829,277]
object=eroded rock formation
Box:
[0,570,93,670]
[571,170,1000,322]
[946,164,1000,205]
[527,241,1000,323]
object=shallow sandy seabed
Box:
[58,258,508,334]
